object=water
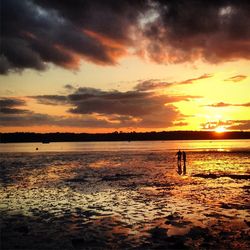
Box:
[0,140,250,249]
[1,139,250,153]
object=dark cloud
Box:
[0,113,51,126]
[2,0,250,74]
[0,108,178,129]
[32,87,200,115]
[64,84,76,92]
[178,74,213,85]
[142,0,250,63]
[224,75,247,82]
[173,121,188,126]
[2,86,199,129]
[0,98,29,114]
[204,102,250,107]
[0,113,117,128]
[134,74,212,91]
[34,95,68,105]
[27,86,201,128]
[134,79,173,92]
[1,0,147,74]
[204,102,231,107]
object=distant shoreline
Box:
[1,131,249,143]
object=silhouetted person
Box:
[183,151,187,175]
[176,150,182,174]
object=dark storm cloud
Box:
[0,98,29,114]
[224,75,248,82]
[1,0,147,74]
[142,0,250,63]
[1,0,250,74]
[204,102,250,107]
[134,74,212,91]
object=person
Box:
[176,150,182,174]
[183,151,187,175]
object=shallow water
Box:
[0,140,250,249]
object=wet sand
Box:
[0,149,250,249]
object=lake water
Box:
[0,140,250,249]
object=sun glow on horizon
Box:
[215,126,227,133]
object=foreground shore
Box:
[1,149,250,249]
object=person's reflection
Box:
[183,151,187,175]
[176,150,182,175]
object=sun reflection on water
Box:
[0,141,250,249]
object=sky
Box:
[0,0,250,133]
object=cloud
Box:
[173,121,188,126]
[32,87,200,117]
[1,0,146,74]
[64,84,76,92]
[236,103,250,107]
[178,74,213,85]
[201,120,250,131]
[2,0,250,74]
[0,97,30,114]
[227,120,250,130]
[134,74,212,91]
[201,120,233,130]
[0,108,179,129]
[34,95,68,105]
[18,86,200,129]
[134,79,173,92]
[224,75,247,82]
[204,102,231,107]
[204,102,250,107]
[0,113,119,128]
[141,1,250,64]
[0,113,51,126]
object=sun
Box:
[215,126,226,133]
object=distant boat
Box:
[42,139,50,144]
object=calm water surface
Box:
[0,140,250,249]
[1,139,250,152]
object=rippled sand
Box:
[0,150,250,249]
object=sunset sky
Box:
[1,0,250,133]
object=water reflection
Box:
[1,139,250,153]
[0,145,250,249]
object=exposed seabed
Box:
[0,150,250,249]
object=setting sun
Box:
[215,127,227,133]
